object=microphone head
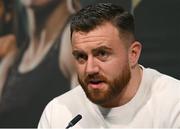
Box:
[71,114,82,125]
[66,114,82,129]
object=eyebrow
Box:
[92,46,112,53]
[72,46,112,56]
[72,50,86,56]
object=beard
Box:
[78,63,131,106]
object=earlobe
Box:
[128,41,142,68]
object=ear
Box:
[128,41,142,68]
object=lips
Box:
[89,79,104,84]
[84,74,107,89]
[87,79,105,89]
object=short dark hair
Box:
[70,3,135,42]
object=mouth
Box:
[89,79,103,84]
[87,79,105,89]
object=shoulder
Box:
[142,66,180,108]
[143,66,180,94]
[143,67,180,127]
[147,68,180,107]
[49,85,85,107]
[152,73,180,95]
[38,86,87,128]
[152,74,180,127]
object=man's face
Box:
[72,22,132,107]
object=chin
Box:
[86,89,110,105]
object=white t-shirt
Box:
[38,66,180,128]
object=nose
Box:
[85,56,99,75]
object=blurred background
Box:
[0,0,179,127]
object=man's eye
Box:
[99,50,107,56]
[74,54,87,64]
[97,50,109,60]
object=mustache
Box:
[84,73,107,84]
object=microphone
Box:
[65,114,82,129]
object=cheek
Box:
[75,63,85,75]
[104,65,119,78]
[102,58,129,78]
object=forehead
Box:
[72,22,123,48]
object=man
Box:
[38,3,180,128]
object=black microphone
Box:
[65,114,82,129]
